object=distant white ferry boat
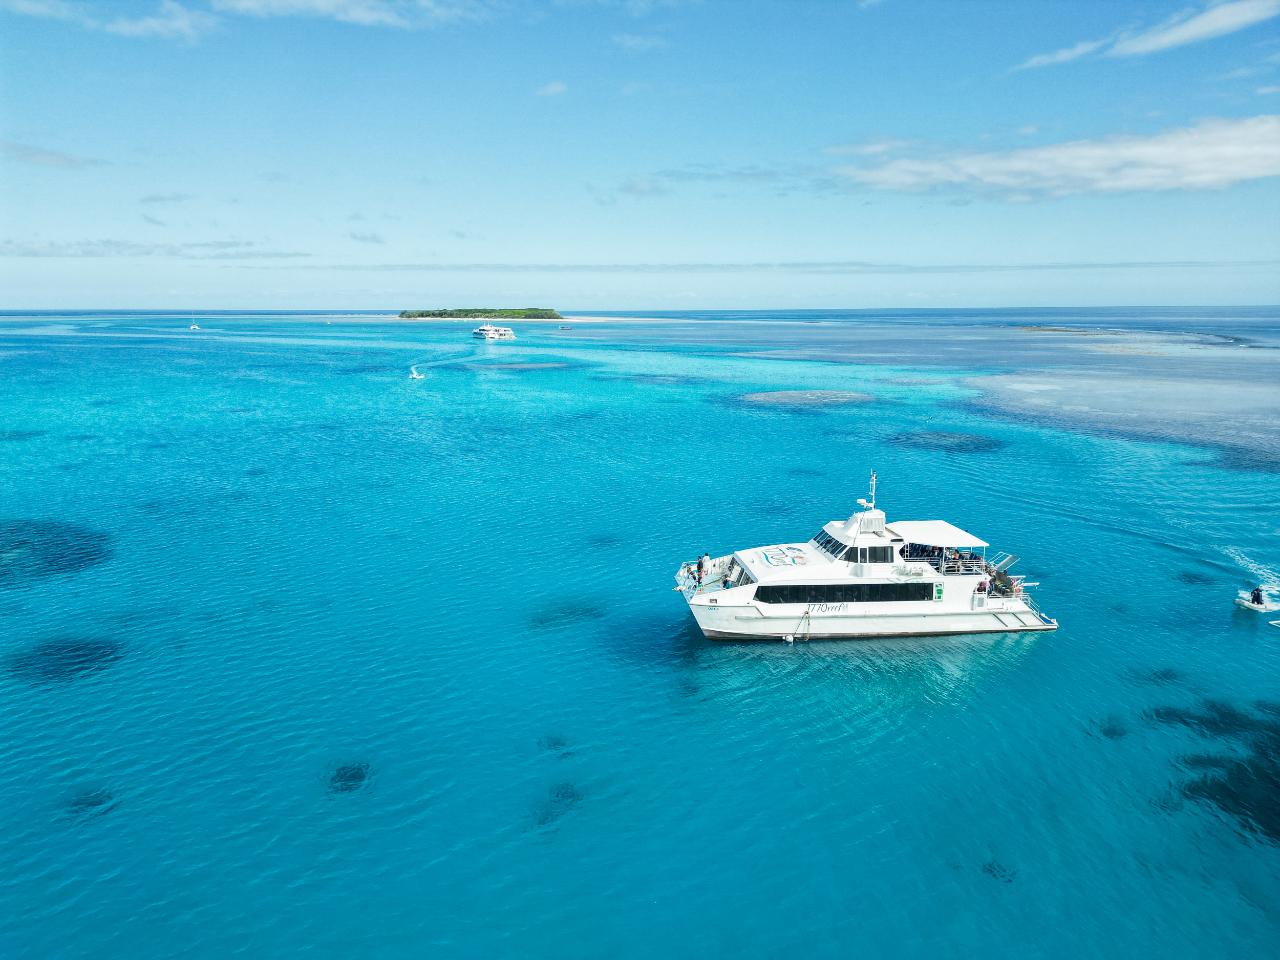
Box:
[676,472,1057,641]
[472,324,516,341]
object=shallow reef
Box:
[8,636,125,684]
[734,389,873,408]
[887,431,1005,453]
[533,781,583,827]
[1175,571,1217,586]
[329,762,371,793]
[1094,716,1128,740]
[65,788,118,820]
[1148,698,1280,843]
[538,733,571,753]
[0,520,114,586]
[530,602,607,629]
[981,860,1017,883]
[1129,667,1187,686]
[0,429,48,441]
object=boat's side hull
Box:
[688,603,1056,640]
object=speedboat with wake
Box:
[1236,586,1279,613]
[675,471,1057,641]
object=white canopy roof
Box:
[887,520,988,548]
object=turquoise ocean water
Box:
[1,309,1278,957]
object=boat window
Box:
[755,582,934,604]
[843,545,893,563]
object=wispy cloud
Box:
[244,257,1280,275]
[0,0,217,40]
[836,116,1280,198]
[1,0,489,33]
[1111,0,1280,56]
[140,191,192,203]
[347,231,385,243]
[614,161,841,200]
[612,31,664,51]
[210,0,491,27]
[1016,37,1110,70]
[535,80,568,96]
[0,139,107,169]
[1018,0,1280,69]
[0,238,310,259]
[105,0,216,39]
[823,138,911,157]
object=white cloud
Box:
[1110,0,1280,56]
[0,0,82,21]
[1018,0,1280,68]
[1016,37,1110,71]
[211,0,490,26]
[535,80,568,96]
[0,0,216,39]
[104,0,216,39]
[837,116,1280,198]
[1260,85,1280,94]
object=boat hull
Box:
[688,603,1057,641]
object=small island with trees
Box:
[398,307,563,320]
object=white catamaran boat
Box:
[675,472,1057,641]
[472,324,516,341]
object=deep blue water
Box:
[1,309,1278,958]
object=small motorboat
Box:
[409,366,425,380]
[1235,589,1279,613]
[189,322,201,331]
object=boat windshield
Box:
[811,530,847,559]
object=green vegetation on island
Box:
[398,307,563,320]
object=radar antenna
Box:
[856,469,877,511]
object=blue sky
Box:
[1,0,1278,308]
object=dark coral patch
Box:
[887,431,1005,453]
[1128,666,1186,686]
[0,430,48,442]
[533,782,582,826]
[0,520,114,586]
[329,762,371,793]
[530,602,607,629]
[538,733,571,753]
[9,637,124,684]
[1150,698,1280,843]
[981,860,1017,883]
[1148,700,1259,739]
[586,534,624,549]
[1095,717,1128,740]
[66,788,118,820]
[1176,571,1217,586]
